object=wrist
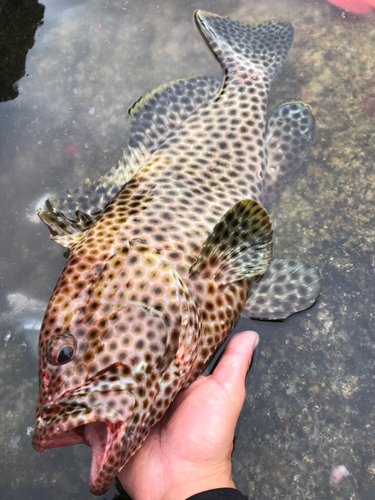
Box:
[161,465,235,500]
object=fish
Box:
[32,10,320,495]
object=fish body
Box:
[32,11,320,495]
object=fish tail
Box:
[195,10,294,81]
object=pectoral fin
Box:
[189,199,273,285]
[242,258,321,320]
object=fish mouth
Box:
[33,406,127,495]
[33,408,127,493]
[33,373,135,494]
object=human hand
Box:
[117,330,259,500]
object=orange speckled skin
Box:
[33,11,295,495]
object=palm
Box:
[118,331,258,500]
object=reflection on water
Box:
[0,0,374,498]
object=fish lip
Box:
[32,400,123,451]
[32,422,91,452]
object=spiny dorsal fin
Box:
[38,202,80,236]
[46,149,136,221]
[51,233,83,249]
[264,102,315,203]
[45,76,220,222]
[189,199,273,285]
[242,258,321,320]
[38,201,85,248]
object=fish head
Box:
[33,239,200,494]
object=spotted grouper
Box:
[32,10,320,495]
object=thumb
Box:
[212,331,259,395]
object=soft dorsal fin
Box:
[242,258,321,320]
[189,199,273,285]
[264,102,315,203]
[45,75,220,223]
[127,75,220,154]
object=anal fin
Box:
[242,258,320,320]
[264,102,315,203]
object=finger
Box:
[212,331,259,393]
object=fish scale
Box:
[33,10,320,496]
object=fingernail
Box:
[253,332,259,349]
[246,343,259,379]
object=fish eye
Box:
[56,345,75,364]
[47,333,77,366]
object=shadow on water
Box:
[0,0,374,498]
[0,0,45,102]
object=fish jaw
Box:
[86,421,127,495]
[33,373,135,495]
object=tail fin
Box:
[195,10,294,80]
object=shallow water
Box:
[1,0,374,498]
